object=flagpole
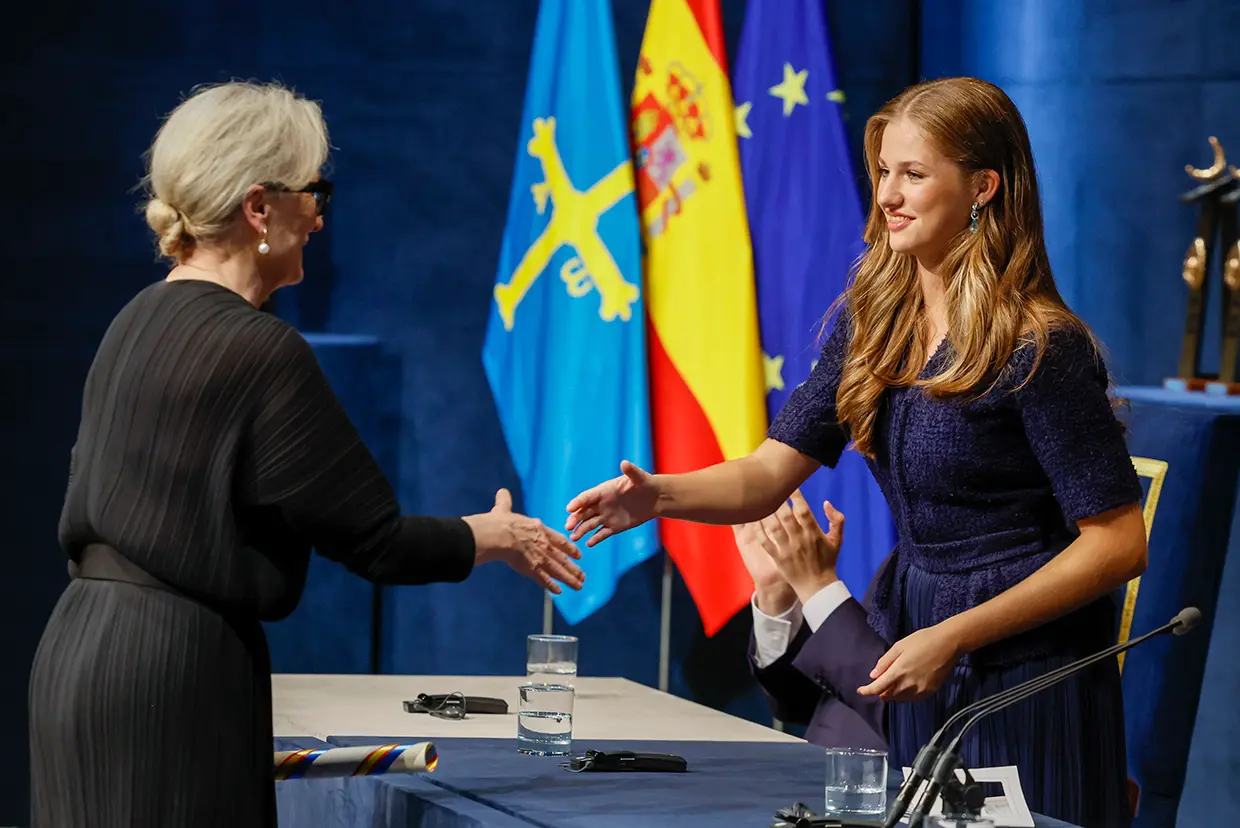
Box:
[542,592,553,635]
[658,550,672,692]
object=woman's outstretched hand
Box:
[466,488,585,594]
[564,460,660,547]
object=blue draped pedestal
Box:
[262,334,402,674]
[273,735,1079,828]
[1113,387,1240,828]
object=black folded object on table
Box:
[559,749,688,773]
[403,692,509,717]
[770,802,884,828]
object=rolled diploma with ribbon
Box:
[273,742,438,780]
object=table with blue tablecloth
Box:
[271,675,1081,827]
[276,735,1080,828]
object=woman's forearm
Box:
[943,503,1148,656]
[653,439,819,525]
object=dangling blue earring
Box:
[969,202,981,233]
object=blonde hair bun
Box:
[144,197,190,259]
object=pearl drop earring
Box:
[257,227,270,255]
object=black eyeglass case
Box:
[403,694,509,715]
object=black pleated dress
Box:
[29,278,477,827]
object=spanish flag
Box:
[631,0,767,636]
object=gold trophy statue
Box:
[1166,136,1240,394]
[1216,174,1240,390]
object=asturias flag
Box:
[734,0,897,599]
[631,0,767,637]
[482,0,658,624]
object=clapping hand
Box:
[732,490,844,605]
[732,521,787,592]
[732,519,797,616]
[564,460,660,547]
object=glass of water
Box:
[517,682,574,755]
[526,634,578,683]
[824,748,887,817]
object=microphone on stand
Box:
[885,606,1200,828]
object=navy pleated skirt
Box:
[885,565,1132,828]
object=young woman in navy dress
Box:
[565,77,1146,827]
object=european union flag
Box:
[482,0,658,624]
[735,0,897,600]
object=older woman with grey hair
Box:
[28,80,584,828]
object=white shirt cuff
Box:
[802,580,852,632]
[750,594,804,668]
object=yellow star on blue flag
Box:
[763,352,785,393]
[735,101,753,139]
[768,63,809,116]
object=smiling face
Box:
[875,116,982,269]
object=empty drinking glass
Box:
[824,748,888,816]
[526,634,578,684]
[516,683,574,755]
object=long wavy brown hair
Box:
[835,77,1094,457]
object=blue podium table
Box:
[1113,387,1240,828]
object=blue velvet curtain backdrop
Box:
[3,0,1239,825]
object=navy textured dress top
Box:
[768,306,1143,827]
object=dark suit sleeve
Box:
[749,623,823,726]
[790,597,889,741]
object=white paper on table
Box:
[899,765,1035,827]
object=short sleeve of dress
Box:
[1012,326,1143,523]
[767,307,852,468]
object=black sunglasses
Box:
[263,179,333,216]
